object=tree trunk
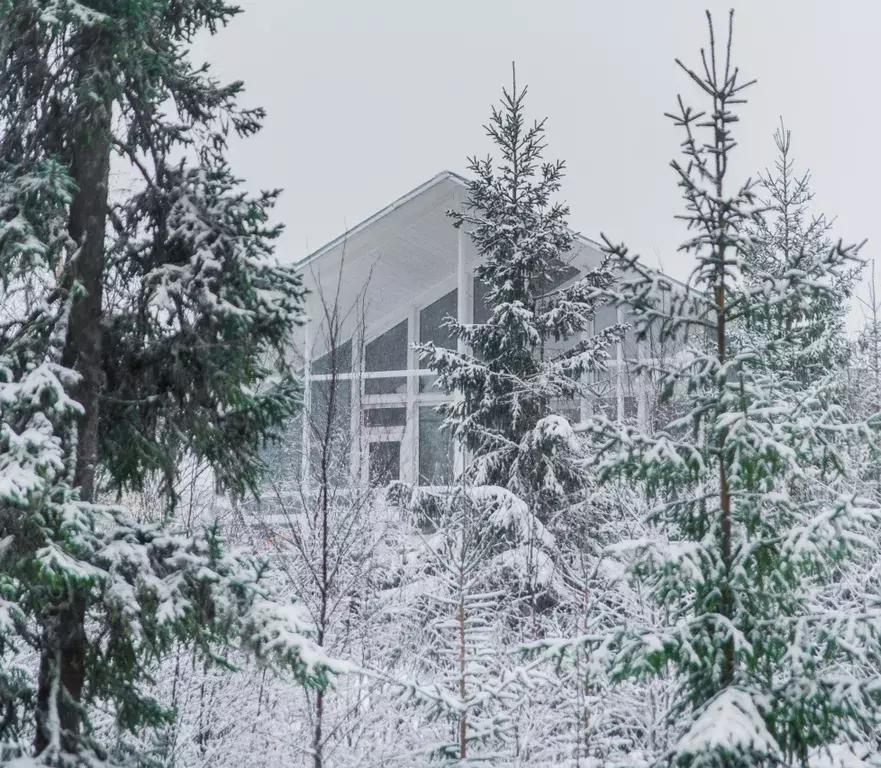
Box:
[34,20,112,756]
[458,588,467,759]
[715,206,734,688]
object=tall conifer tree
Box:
[591,13,881,767]
[0,2,331,764]
[416,66,621,538]
[737,121,859,386]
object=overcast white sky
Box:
[193,1,881,320]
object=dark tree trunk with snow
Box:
[0,2,325,762]
[63,46,111,507]
[34,19,113,755]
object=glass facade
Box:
[419,289,457,393]
[365,320,408,395]
[300,263,640,489]
[419,289,457,348]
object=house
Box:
[292,171,645,490]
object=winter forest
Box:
[4,2,881,767]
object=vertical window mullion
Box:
[350,325,363,485]
[404,307,418,485]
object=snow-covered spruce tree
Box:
[0,2,333,764]
[411,70,627,765]
[90,462,303,768]
[388,485,588,766]
[525,482,679,767]
[584,12,881,767]
[415,67,622,607]
[854,263,881,425]
[735,120,860,388]
[734,127,875,733]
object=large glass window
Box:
[369,441,401,487]
[309,379,352,477]
[312,339,352,376]
[420,289,457,347]
[473,277,492,325]
[419,374,442,394]
[365,320,408,395]
[420,290,458,393]
[261,377,352,490]
[418,406,454,486]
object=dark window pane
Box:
[418,407,454,485]
[365,376,407,395]
[366,320,408,372]
[369,441,401,487]
[420,289,457,349]
[473,277,492,325]
[364,407,407,428]
[419,374,442,393]
[309,380,352,475]
[312,339,352,376]
[365,320,408,394]
[539,258,580,294]
[310,380,351,437]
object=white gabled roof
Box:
[295,170,610,358]
[297,170,468,270]
[297,169,607,271]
